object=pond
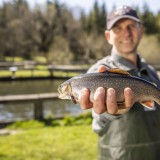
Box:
[0,79,84,123]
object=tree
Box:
[0,0,34,59]
[141,3,159,34]
[33,2,57,56]
[80,1,106,35]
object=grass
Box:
[1,56,90,79]
[16,70,51,77]
[0,114,98,160]
[53,71,79,77]
[0,125,98,160]
[4,57,24,62]
[0,70,79,78]
[0,70,12,77]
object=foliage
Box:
[140,3,160,35]
[48,35,74,64]
[52,111,92,126]
[33,56,47,63]
[7,112,92,129]
[81,1,106,34]
[0,0,159,64]
[5,56,24,62]
[138,35,160,64]
[7,120,45,130]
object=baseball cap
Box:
[107,5,141,30]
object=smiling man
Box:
[79,5,160,160]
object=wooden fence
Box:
[0,62,89,79]
[0,93,59,121]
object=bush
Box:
[7,120,45,130]
[52,112,92,127]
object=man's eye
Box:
[113,27,121,33]
[129,23,137,30]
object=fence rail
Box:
[0,93,59,121]
[0,62,89,79]
[1,61,160,79]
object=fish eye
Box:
[58,85,63,93]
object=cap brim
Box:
[107,15,141,30]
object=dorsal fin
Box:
[108,68,130,75]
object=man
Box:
[79,5,160,160]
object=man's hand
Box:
[78,66,134,115]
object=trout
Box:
[58,69,160,108]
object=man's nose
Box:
[123,27,132,36]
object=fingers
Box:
[79,87,134,115]
[93,87,118,114]
[98,65,108,73]
[93,87,106,114]
[115,88,134,114]
[124,87,134,108]
[79,88,93,109]
[106,88,118,114]
[93,87,134,114]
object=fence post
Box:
[34,100,44,120]
[48,68,54,78]
[9,66,18,79]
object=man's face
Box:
[105,19,144,55]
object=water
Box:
[0,79,83,122]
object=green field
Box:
[0,122,98,160]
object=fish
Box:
[58,69,160,108]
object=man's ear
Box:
[104,30,112,44]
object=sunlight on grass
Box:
[15,70,33,77]
[53,71,79,77]
[32,70,50,77]
[0,70,12,77]
[33,56,47,63]
[0,126,98,160]
[5,56,24,62]
[35,65,48,70]
[0,70,79,78]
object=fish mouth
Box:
[57,86,64,99]
[58,94,66,99]
[57,86,70,99]
[58,94,71,100]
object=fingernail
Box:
[124,87,132,95]
[107,88,115,96]
[95,87,105,95]
[81,88,88,96]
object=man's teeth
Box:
[122,40,131,44]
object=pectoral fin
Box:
[71,95,77,104]
[141,101,154,109]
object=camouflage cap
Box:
[107,5,141,30]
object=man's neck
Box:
[121,53,137,66]
[113,49,137,66]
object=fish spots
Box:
[58,72,160,107]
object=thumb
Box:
[98,65,108,73]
